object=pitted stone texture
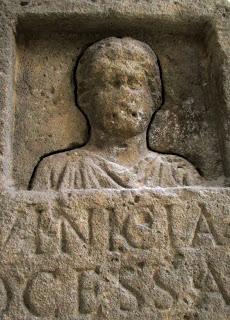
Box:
[13,9,230,188]
[0,2,230,320]
[0,190,230,319]
[28,37,205,190]
[14,31,224,189]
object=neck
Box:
[87,128,149,166]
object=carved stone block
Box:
[0,0,230,319]
[0,191,230,319]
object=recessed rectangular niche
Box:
[13,19,225,190]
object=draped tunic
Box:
[31,149,203,190]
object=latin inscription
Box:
[35,202,229,257]
[1,198,229,318]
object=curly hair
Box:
[76,37,162,113]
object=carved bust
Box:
[30,37,203,190]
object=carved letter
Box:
[79,271,98,314]
[123,210,153,249]
[192,205,222,247]
[0,278,9,315]
[193,261,230,306]
[24,272,58,317]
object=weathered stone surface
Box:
[1,189,230,319]
[0,0,230,319]
[11,2,229,189]
[29,37,204,190]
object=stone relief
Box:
[30,37,203,190]
[1,191,230,319]
[0,0,229,319]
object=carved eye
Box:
[127,76,141,89]
[113,79,122,88]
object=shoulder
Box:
[32,153,67,178]
[161,154,203,185]
[29,153,66,190]
[36,148,90,169]
[161,154,196,169]
[145,152,196,170]
[30,149,90,190]
[38,152,70,167]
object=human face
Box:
[80,57,154,139]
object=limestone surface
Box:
[30,37,204,190]
[1,190,230,320]
[0,1,230,320]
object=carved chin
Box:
[102,121,148,137]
